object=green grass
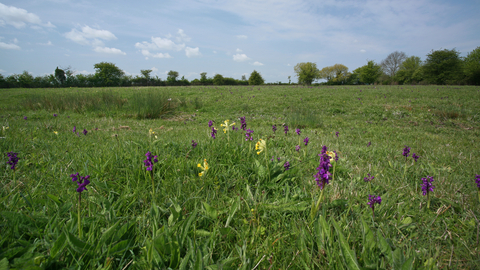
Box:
[1,85,480,269]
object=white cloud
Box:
[0,3,55,29]
[65,26,117,46]
[236,35,248,39]
[233,53,250,62]
[141,49,172,59]
[236,48,242,53]
[0,41,20,50]
[135,37,184,51]
[360,49,366,53]
[38,41,52,46]
[252,61,264,66]
[176,29,191,43]
[151,67,158,72]
[93,46,126,55]
[213,50,217,54]
[185,46,201,57]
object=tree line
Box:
[1,46,479,88]
[295,47,480,85]
[0,62,265,88]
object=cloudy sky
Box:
[0,0,479,83]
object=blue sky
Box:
[1,0,479,83]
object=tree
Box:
[212,74,224,85]
[200,72,208,84]
[422,48,463,85]
[241,74,247,81]
[464,46,480,85]
[248,70,264,85]
[294,62,320,85]
[55,67,66,85]
[18,71,34,88]
[167,70,179,85]
[355,60,382,84]
[94,62,124,87]
[395,56,423,84]
[380,51,407,78]
[318,64,350,84]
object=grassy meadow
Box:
[1,84,480,269]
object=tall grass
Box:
[1,85,480,269]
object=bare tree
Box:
[381,51,407,78]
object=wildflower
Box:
[83,129,88,135]
[24,116,27,120]
[7,152,19,170]
[54,131,58,135]
[272,125,277,133]
[255,139,267,155]
[192,140,197,148]
[245,129,254,141]
[412,153,419,162]
[326,151,337,163]
[336,131,339,138]
[220,120,235,133]
[304,137,309,146]
[315,146,332,190]
[240,116,247,130]
[476,174,480,189]
[295,128,301,136]
[144,151,158,171]
[367,195,381,210]
[70,173,90,193]
[295,145,300,152]
[367,141,371,147]
[208,120,213,128]
[73,126,76,133]
[211,127,217,139]
[284,125,289,135]
[402,145,410,159]
[421,176,435,196]
[53,113,57,117]
[197,159,209,176]
[364,173,375,182]
[284,161,290,171]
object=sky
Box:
[0,0,479,83]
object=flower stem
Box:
[151,170,155,196]
[78,193,82,238]
[427,192,430,209]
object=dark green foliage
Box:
[248,70,264,85]
[422,48,463,85]
[93,62,125,87]
[463,46,480,85]
[355,60,382,84]
[55,67,66,85]
[213,74,224,85]
[294,62,320,85]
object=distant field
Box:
[1,85,480,269]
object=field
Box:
[1,84,480,269]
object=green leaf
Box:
[332,219,361,270]
[401,256,414,270]
[46,194,62,206]
[378,234,393,265]
[194,249,203,270]
[50,231,66,258]
[66,231,94,255]
[225,197,240,228]
[203,202,218,220]
[401,217,413,225]
[108,240,129,255]
[393,248,405,269]
[0,258,9,270]
[97,220,121,249]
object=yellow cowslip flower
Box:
[255,139,266,155]
[197,159,209,176]
[326,151,336,163]
[2,126,8,131]
[220,120,235,133]
[54,131,58,135]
